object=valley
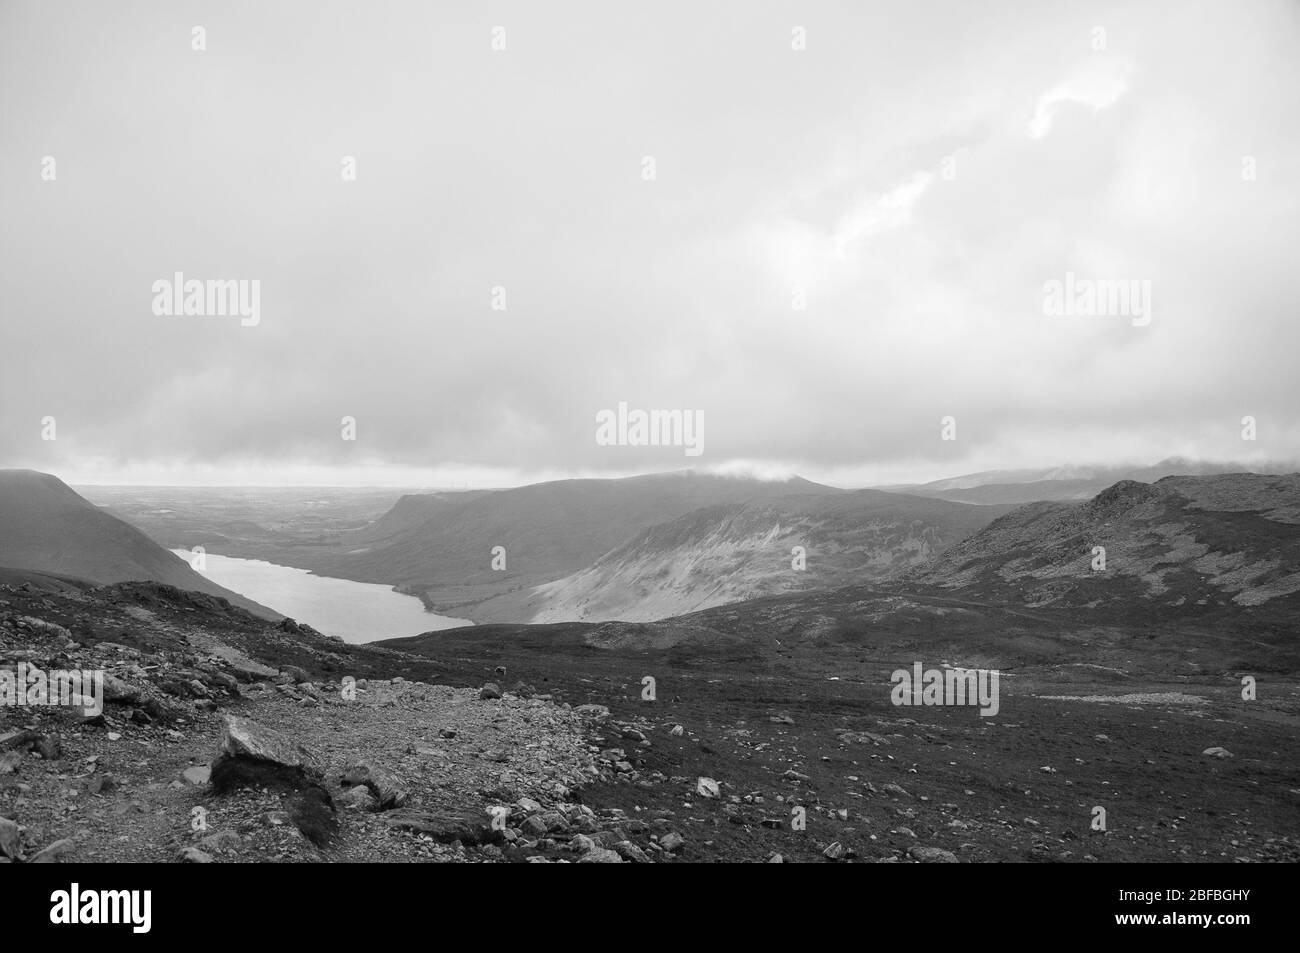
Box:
[2,465,1297,864]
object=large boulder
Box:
[210,715,323,793]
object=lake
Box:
[172,550,472,644]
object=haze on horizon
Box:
[3,0,1298,490]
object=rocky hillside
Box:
[906,474,1300,612]
[0,581,681,864]
[0,470,280,620]
[509,490,1013,623]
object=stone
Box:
[479,682,502,700]
[659,832,685,852]
[590,829,628,849]
[696,777,721,799]
[515,797,543,815]
[336,786,378,812]
[570,834,596,853]
[101,673,141,704]
[539,811,569,833]
[182,765,211,786]
[386,809,500,846]
[910,846,958,863]
[29,839,74,863]
[578,847,623,863]
[1,730,60,760]
[613,840,651,863]
[0,816,20,860]
[199,830,242,854]
[210,715,323,793]
[177,847,214,863]
[227,658,280,683]
[340,762,407,810]
[1202,747,1234,759]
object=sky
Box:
[2,0,1298,487]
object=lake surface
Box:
[172,550,472,644]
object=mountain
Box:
[347,489,494,546]
[505,489,1015,623]
[882,458,1289,505]
[904,473,1300,613]
[323,470,842,590]
[0,469,281,619]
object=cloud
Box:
[1028,59,1133,139]
[2,0,1298,487]
[832,171,935,256]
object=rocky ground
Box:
[0,584,683,863]
[3,578,1298,863]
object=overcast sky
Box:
[2,0,1297,487]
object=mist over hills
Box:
[0,469,281,620]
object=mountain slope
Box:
[476,489,1015,623]
[325,470,842,589]
[346,489,494,547]
[0,470,281,619]
[905,473,1300,612]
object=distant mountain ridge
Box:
[906,472,1300,611]
[880,458,1292,505]
[0,469,281,620]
